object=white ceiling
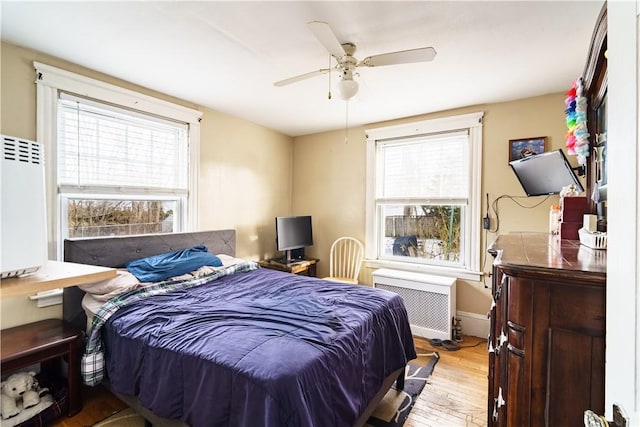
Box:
[1,1,604,137]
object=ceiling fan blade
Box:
[359,47,437,67]
[307,21,346,59]
[273,68,331,87]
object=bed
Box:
[63,230,417,427]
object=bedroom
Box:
[0,1,638,425]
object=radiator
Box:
[373,268,456,340]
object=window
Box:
[365,112,484,280]
[58,94,187,238]
[35,62,202,258]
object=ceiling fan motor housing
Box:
[341,42,357,56]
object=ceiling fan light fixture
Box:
[337,78,359,100]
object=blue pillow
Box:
[125,244,222,282]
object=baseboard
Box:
[456,310,489,339]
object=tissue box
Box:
[583,214,598,232]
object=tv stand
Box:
[282,248,305,263]
[258,258,319,277]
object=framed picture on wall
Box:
[508,137,547,162]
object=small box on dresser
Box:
[561,196,589,239]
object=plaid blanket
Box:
[81,260,259,386]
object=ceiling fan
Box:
[274,21,437,101]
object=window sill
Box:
[364,259,483,282]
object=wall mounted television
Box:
[275,215,313,263]
[509,149,584,196]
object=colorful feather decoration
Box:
[565,77,590,165]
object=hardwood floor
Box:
[50,335,488,427]
[50,383,127,427]
[406,336,488,427]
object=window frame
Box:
[365,112,484,281]
[34,62,202,259]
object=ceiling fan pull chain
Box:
[345,101,349,144]
[328,54,332,100]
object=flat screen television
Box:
[509,149,584,196]
[275,215,313,263]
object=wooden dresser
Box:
[487,233,606,426]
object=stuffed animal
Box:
[1,371,41,420]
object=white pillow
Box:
[78,269,141,301]
[217,254,246,267]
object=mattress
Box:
[81,293,104,330]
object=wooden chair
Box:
[324,237,364,284]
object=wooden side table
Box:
[258,258,319,277]
[1,319,84,416]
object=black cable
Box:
[457,339,486,349]
[481,193,551,288]
[488,194,552,234]
[482,228,490,288]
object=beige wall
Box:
[198,109,293,260]
[292,127,367,266]
[0,42,292,328]
[293,93,585,317]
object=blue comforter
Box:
[102,268,416,427]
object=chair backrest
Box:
[328,237,364,283]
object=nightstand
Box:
[1,319,85,416]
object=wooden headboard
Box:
[63,229,236,330]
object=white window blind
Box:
[57,93,188,194]
[379,131,469,200]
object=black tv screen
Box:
[509,149,584,196]
[275,216,313,259]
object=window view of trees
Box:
[383,204,461,262]
[67,199,175,238]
